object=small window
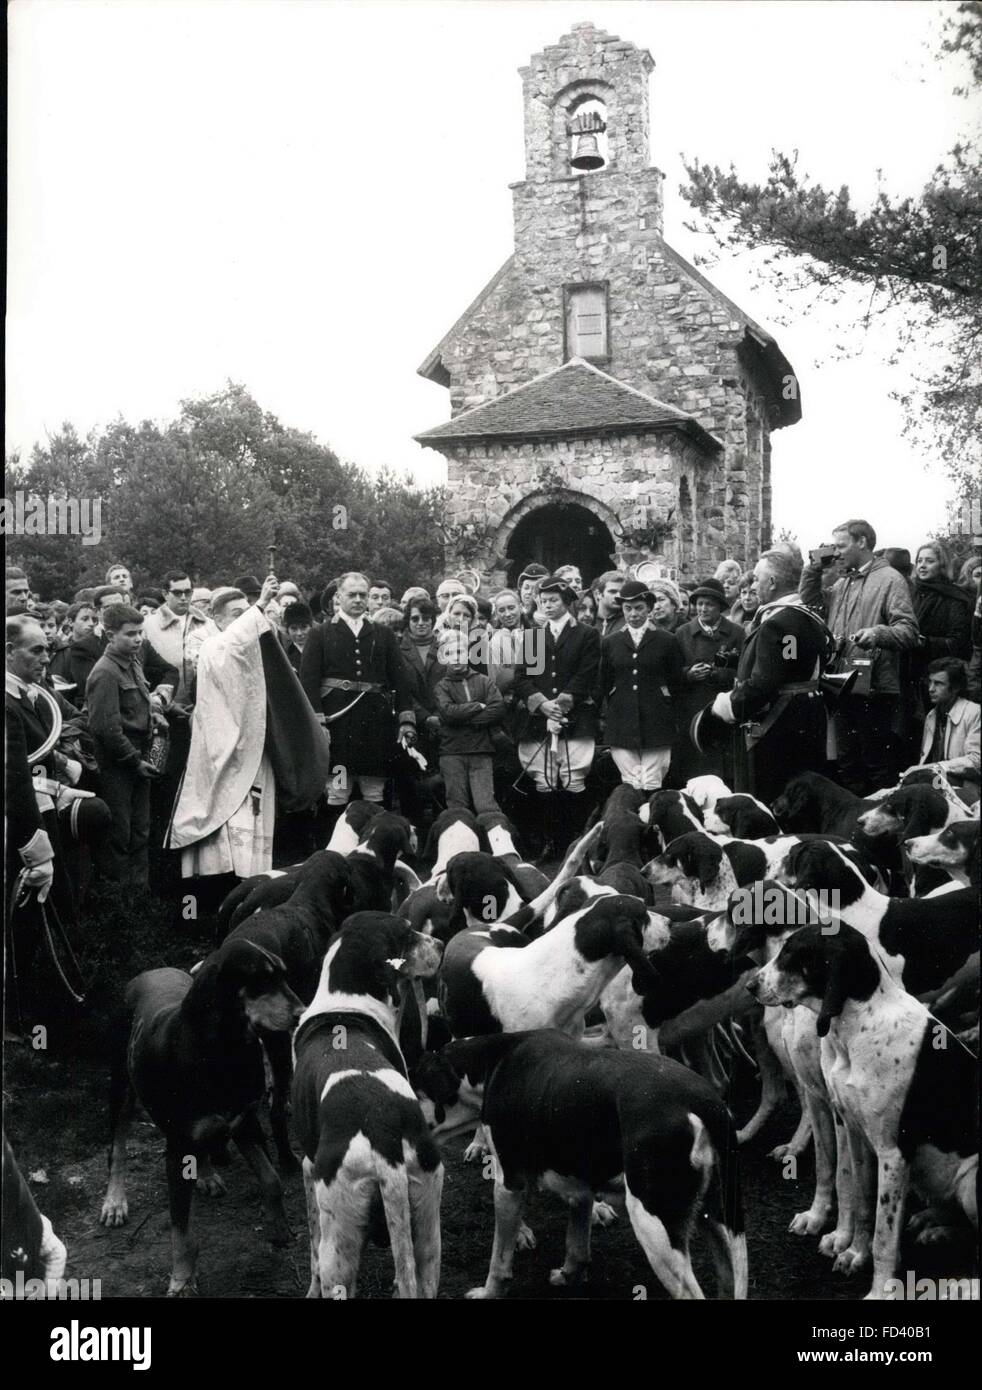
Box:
[565,283,609,360]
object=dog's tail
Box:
[377,1156,417,1298]
[696,1109,747,1300]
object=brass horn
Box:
[25,684,64,765]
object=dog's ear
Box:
[443,1033,525,1086]
[681,840,718,892]
[814,946,849,1037]
[611,912,660,995]
[221,939,286,976]
[813,932,878,1037]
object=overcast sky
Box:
[7,0,974,553]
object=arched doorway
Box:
[505,500,616,588]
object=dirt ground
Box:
[6,1041,977,1302]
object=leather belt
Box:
[744,681,822,748]
[320,678,385,695]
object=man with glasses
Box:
[142,571,214,708]
[141,573,214,885]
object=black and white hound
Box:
[784,839,979,996]
[477,811,550,899]
[291,912,444,1299]
[906,819,981,889]
[415,1030,747,1300]
[703,795,781,840]
[439,892,667,1042]
[751,922,978,1298]
[639,788,705,851]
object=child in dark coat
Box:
[434,630,504,814]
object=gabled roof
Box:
[416,239,801,429]
[417,257,516,387]
[414,358,722,452]
[657,239,801,428]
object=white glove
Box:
[24,861,55,903]
[710,691,736,725]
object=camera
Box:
[809,544,838,567]
[713,648,740,671]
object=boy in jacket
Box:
[86,604,157,887]
[434,629,504,814]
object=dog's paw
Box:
[818,1227,852,1259]
[591,1201,618,1228]
[196,1171,227,1199]
[549,1264,589,1287]
[465,1286,492,1299]
[515,1222,537,1251]
[789,1207,831,1237]
[99,1195,128,1227]
[167,1277,199,1298]
[913,1223,960,1247]
[768,1139,808,1162]
[462,1138,488,1165]
[832,1243,870,1276]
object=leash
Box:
[12,871,88,1008]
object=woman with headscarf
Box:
[648,577,684,634]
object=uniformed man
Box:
[513,574,600,858]
[300,571,416,834]
[708,549,831,803]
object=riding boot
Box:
[532,792,561,867]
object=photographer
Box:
[800,519,918,794]
[672,577,745,783]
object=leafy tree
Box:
[680,2,982,494]
[6,384,449,601]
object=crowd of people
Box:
[4,522,981,1031]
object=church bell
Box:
[569,110,607,171]
[571,133,603,170]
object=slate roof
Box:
[414,359,722,452]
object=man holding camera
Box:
[800,518,919,794]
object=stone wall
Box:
[426,22,788,572]
[442,430,715,585]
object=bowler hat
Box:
[234,574,262,598]
[616,579,656,609]
[537,575,578,608]
[688,578,727,606]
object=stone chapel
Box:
[415,21,800,588]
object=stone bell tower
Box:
[416,22,800,588]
